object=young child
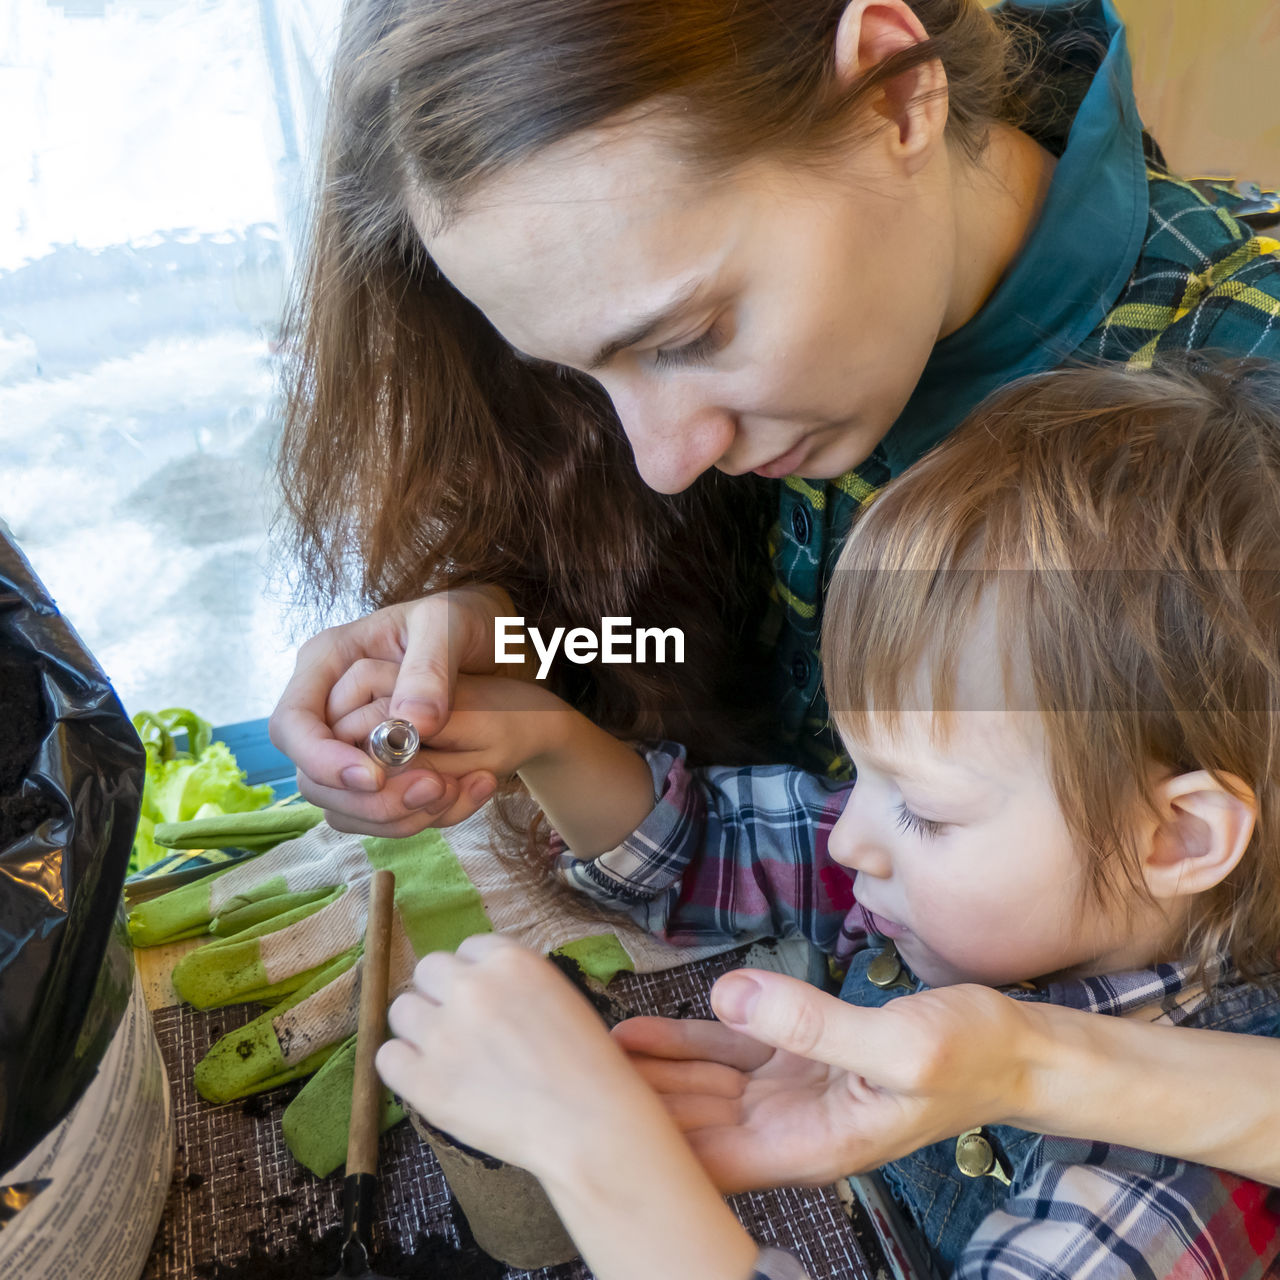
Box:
[375,358,1280,1280]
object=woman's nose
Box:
[609,382,736,494]
[828,791,893,879]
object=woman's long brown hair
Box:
[276,0,1049,763]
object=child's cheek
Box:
[900,884,1029,987]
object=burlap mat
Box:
[142,949,878,1279]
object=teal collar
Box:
[878,0,1148,476]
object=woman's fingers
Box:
[611,1014,777,1073]
[270,593,498,796]
[387,595,465,740]
[296,764,445,816]
[329,702,394,750]
[400,771,496,827]
[271,683,384,794]
[269,616,411,790]
[709,970,902,1074]
[710,970,1016,1105]
[298,768,461,837]
[325,657,400,726]
[269,590,520,836]
[625,1053,747,1099]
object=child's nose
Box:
[828,792,893,879]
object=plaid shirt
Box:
[555,744,1280,1280]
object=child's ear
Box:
[1141,770,1256,901]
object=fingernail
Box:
[340,766,379,792]
[713,975,761,1026]
[392,697,441,727]
[405,778,444,809]
[470,777,495,803]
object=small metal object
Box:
[955,1128,1012,1186]
[367,718,420,769]
[866,943,916,992]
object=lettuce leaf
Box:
[130,708,274,873]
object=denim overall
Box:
[838,943,1280,1275]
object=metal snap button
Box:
[866,946,913,991]
[956,1129,1012,1186]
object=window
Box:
[2,0,339,726]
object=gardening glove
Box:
[129,806,730,1176]
[152,802,324,855]
[125,802,324,913]
[128,802,337,948]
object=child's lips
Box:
[857,904,909,940]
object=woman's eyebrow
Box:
[586,280,704,370]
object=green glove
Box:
[128,804,326,946]
[153,803,324,853]
[141,821,491,1072]
[129,809,726,1176]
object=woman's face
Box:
[417,111,959,493]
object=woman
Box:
[269,0,1280,1187]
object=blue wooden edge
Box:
[212,716,297,799]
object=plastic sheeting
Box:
[0,526,145,1172]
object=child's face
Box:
[828,634,1171,988]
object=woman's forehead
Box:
[411,118,751,362]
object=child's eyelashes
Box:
[894,803,948,840]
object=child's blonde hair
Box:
[823,357,1280,985]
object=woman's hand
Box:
[613,969,1038,1193]
[621,968,1280,1192]
[268,586,519,836]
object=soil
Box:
[547,953,633,1028]
[0,641,58,845]
[192,1214,508,1280]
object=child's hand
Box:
[411,674,575,782]
[417,675,654,858]
[325,673,572,828]
[613,970,1037,1192]
[332,669,653,851]
[379,938,765,1279]
[376,935,661,1177]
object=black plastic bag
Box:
[0,528,145,1172]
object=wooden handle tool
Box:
[331,868,396,1279]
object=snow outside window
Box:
[1,0,340,727]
